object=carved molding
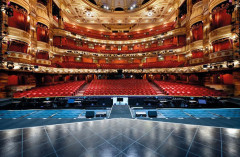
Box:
[53,27,187,44]
[190,40,203,51]
[209,25,232,43]
[190,1,203,26]
[189,58,204,65]
[7,51,32,61]
[36,3,50,27]
[209,50,233,60]
[37,41,50,52]
[7,27,31,44]
[209,0,227,12]
[10,0,30,12]
[36,59,51,65]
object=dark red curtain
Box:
[8,41,28,53]
[192,51,204,58]
[37,23,49,43]
[211,4,232,30]
[8,75,18,85]
[192,23,203,42]
[8,4,30,32]
[163,38,174,45]
[178,35,186,46]
[53,36,61,46]
[212,39,232,52]
[36,51,49,60]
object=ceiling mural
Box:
[62,0,178,31]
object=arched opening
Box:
[115,7,124,11]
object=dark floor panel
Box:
[0,119,239,157]
[110,105,132,118]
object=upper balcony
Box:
[210,2,232,32]
[63,22,176,41]
[8,3,30,33]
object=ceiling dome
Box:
[88,0,148,11]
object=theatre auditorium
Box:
[0,0,240,156]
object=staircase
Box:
[150,82,165,95]
[75,83,90,96]
[109,105,132,118]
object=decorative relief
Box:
[209,50,233,60]
[209,25,232,43]
[36,59,51,65]
[37,41,50,52]
[209,0,227,12]
[189,58,204,64]
[36,3,50,27]
[8,27,31,44]
[190,40,203,51]
[10,0,30,12]
[7,51,32,61]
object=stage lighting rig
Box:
[6,61,14,70]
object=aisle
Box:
[75,83,90,96]
[150,82,165,95]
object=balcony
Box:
[37,41,50,52]
[209,50,233,60]
[6,51,32,64]
[209,25,232,43]
[36,59,51,65]
[190,40,203,51]
[8,27,31,44]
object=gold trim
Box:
[7,27,31,44]
[209,0,227,12]
[10,0,30,13]
[190,40,203,51]
[37,41,50,52]
[209,25,232,43]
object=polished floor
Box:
[0,119,239,157]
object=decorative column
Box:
[124,0,128,11]
[233,71,240,96]
[187,0,192,15]
[111,0,115,12]
[176,7,181,28]
[202,0,210,60]
[137,0,142,8]
[47,0,53,16]
[58,9,64,29]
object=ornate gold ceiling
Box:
[62,0,180,31]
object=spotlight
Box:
[24,67,28,70]
[34,65,39,69]
[7,62,14,70]
[147,11,153,16]
[227,61,234,68]
[202,64,208,69]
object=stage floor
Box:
[0,119,239,157]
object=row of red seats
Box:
[154,80,227,97]
[64,22,175,40]
[100,50,139,54]
[84,79,157,95]
[56,62,98,69]
[54,41,182,54]
[100,63,140,69]
[14,81,86,98]
[143,61,184,68]
[53,62,185,69]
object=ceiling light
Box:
[147,11,153,16]
[86,11,92,17]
